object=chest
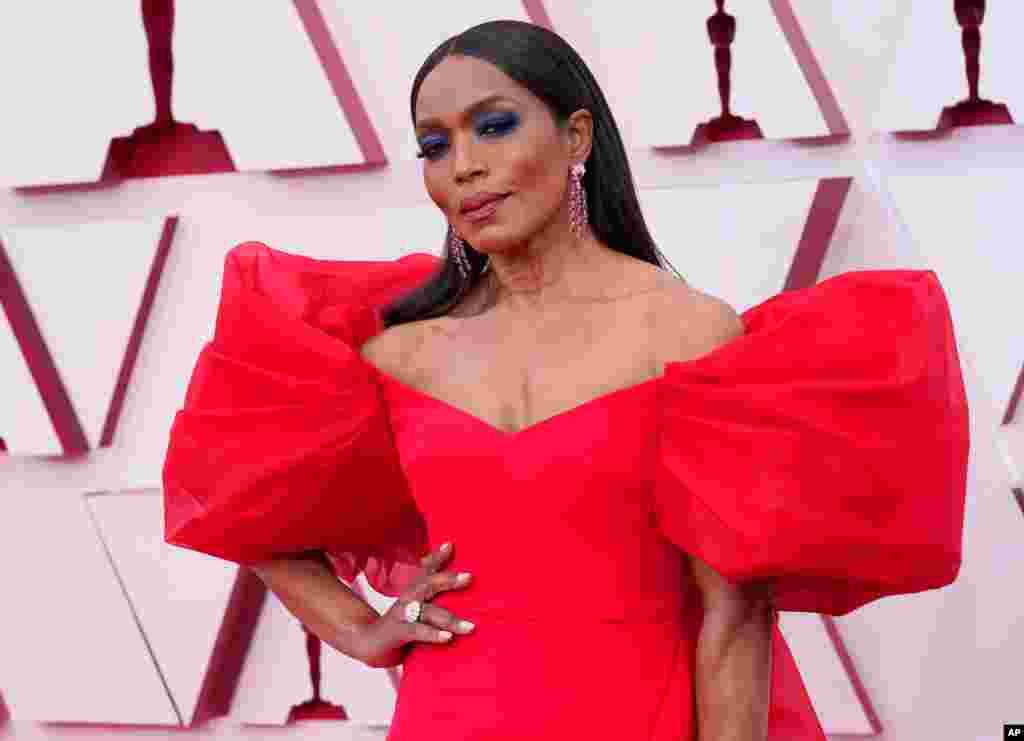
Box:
[400,288,670,436]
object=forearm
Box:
[249,551,379,662]
[694,602,775,741]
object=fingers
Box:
[400,541,475,646]
[410,569,472,602]
[419,540,453,573]
[409,621,455,644]
[399,602,475,645]
[418,603,476,635]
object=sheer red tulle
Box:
[162,242,442,595]
[654,268,968,615]
[164,242,967,610]
[162,241,968,740]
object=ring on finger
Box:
[402,600,422,624]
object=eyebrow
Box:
[415,94,518,133]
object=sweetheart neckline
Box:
[357,318,753,439]
[371,366,664,439]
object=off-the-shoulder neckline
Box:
[373,363,664,439]
[357,330,744,439]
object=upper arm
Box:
[657,285,766,615]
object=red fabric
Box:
[162,241,441,595]
[162,241,969,739]
[655,267,969,615]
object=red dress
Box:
[162,241,969,740]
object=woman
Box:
[162,20,969,741]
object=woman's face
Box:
[413,54,591,256]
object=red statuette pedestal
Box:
[101,121,235,180]
[286,628,348,723]
[287,698,348,722]
[938,98,1014,129]
[692,113,764,146]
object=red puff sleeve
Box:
[161,241,442,596]
[654,269,969,616]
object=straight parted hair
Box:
[380,19,681,328]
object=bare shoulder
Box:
[652,276,744,361]
[358,317,456,379]
[358,321,425,376]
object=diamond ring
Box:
[402,600,422,624]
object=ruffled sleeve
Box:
[654,269,969,616]
[161,241,442,596]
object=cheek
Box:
[508,151,563,214]
[525,168,566,221]
[424,172,453,215]
[507,147,547,189]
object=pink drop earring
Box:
[568,162,589,241]
[447,224,473,280]
[448,162,590,280]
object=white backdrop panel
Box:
[0,218,169,453]
[639,179,819,305]
[0,1,150,187]
[0,489,176,723]
[172,0,362,171]
[86,489,239,726]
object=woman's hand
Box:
[353,542,476,668]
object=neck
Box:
[484,224,615,317]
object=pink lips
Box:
[461,191,507,212]
[462,194,508,223]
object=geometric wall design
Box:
[0,485,183,725]
[0,217,175,455]
[85,489,248,726]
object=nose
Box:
[452,131,485,185]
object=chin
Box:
[467,234,509,254]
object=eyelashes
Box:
[416,113,520,161]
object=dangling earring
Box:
[448,224,492,280]
[447,224,471,279]
[568,162,589,240]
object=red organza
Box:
[164,242,968,617]
[162,241,442,595]
[654,268,969,615]
[162,242,969,739]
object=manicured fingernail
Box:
[457,620,475,632]
[457,572,472,584]
[440,541,452,551]
[439,631,453,640]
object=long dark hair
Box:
[380,19,681,328]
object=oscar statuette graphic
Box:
[692,0,764,145]
[286,624,348,722]
[102,0,235,179]
[937,0,1014,128]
